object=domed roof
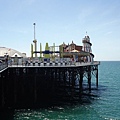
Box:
[0,47,26,58]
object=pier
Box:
[0,29,100,109]
[0,60,100,109]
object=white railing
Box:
[75,61,100,66]
[0,62,8,72]
[8,61,100,67]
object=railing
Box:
[0,62,8,72]
[8,61,100,67]
[76,61,100,66]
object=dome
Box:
[0,47,26,58]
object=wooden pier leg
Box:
[14,71,17,106]
[0,73,1,108]
[79,68,83,97]
[71,68,75,100]
[96,66,98,89]
[64,68,66,98]
[63,68,66,88]
[88,66,91,92]
[51,69,55,98]
[1,73,5,108]
[34,75,37,104]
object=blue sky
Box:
[0,0,120,61]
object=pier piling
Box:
[96,66,99,88]
[88,66,91,92]
[0,62,100,109]
[79,68,83,97]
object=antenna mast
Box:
[33,23,37,57]
[33,23,36,40]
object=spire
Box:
[85,31,89,38]
[33,23,36,40]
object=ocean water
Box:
[1,61,120,120]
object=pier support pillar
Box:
[79,67,83,97]
[34,75,37,104]
[71,69,76,99]
[14,74,17,106]
[96,66,98,89]
[1,73,5,108]
[88,66,91,92]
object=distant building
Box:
[59,34,94,62]
[60,41,82,52]
[0,47,26,64]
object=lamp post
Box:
[4,53,9,66]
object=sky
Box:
[0,0,120,61]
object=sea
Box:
[0,61,120,120]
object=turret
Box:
[82,32,92,53]
[82,32,94,62]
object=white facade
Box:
[82,35,92,53]
[82,35,94,62]
[0,47,26,58]
[0,47,27,65]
